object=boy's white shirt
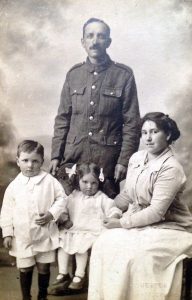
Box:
[0,170,68,257]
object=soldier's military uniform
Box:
[51,55,140,198]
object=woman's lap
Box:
[88,227,192,300]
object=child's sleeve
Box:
[102,195,122,218]
[0,186,14,237]
[48,177,69,221]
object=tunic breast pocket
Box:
[70,86,86,114]
[100,87,122,115]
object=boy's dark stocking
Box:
[37,273,50,300]
[37,262,50,300]
[19,268,33,300]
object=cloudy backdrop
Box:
[0,0,192,203]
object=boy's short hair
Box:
[17,140,44,159]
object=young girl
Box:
[0,140,67,300]
[53,162,122,290]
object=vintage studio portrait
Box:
[0,1,192,300]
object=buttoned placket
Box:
[26,178,40,222]
[134,163,149,207]
[87,70,106,139]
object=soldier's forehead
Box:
[84,22,108,33]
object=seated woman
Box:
[88,112,192,300]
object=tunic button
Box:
[89,116,93,120]
[114,141,117,145]
[88,132,93,136]
[92,85,96,89]
[74,89,77,93]
[93,71,98,75]
[90,101,94,105]
[110,92,114,95]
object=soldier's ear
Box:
[81,38,85,49]
[106,37,112,48]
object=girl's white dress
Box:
[59,190,121,254]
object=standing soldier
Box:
[49,18,140,198]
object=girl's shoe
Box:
[52,273,70,285]
[68,276,85,290]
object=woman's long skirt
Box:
[88,227,192,300]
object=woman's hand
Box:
[35,212,53,226]
[3,236,12,250]
[103,218,122,229]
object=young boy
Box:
[0,140,67,300]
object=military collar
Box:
[17,170,48,185]
[85,55,112,73]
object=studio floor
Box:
[0,248,87,300]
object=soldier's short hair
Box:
[83,18,110,37]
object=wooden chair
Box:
[181,258,192,300]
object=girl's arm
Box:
[102,195,122,219]
[114,189,131,212]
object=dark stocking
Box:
[37,273,50,300]
[19,269,33,300]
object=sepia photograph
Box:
[0,0,192,299]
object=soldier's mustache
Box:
[90,45,100,50]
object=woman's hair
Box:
[71,162,101,190]
[17,140,44,159]
[140,112,180,144]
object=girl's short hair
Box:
[17,140,44,159]
[71,162,100,190]
[140,112,180,144]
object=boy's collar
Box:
[18,170,47,185]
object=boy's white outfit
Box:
[0,170,67,259]
[59,190,122,254]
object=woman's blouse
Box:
[115,147,192,231]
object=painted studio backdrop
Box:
[0,0,192,206]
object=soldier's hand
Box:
[48,159,60,176]
[114,164,127,182]
[3,236,12,250]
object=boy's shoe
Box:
[52,273,70,285]
[68,276,85,290]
